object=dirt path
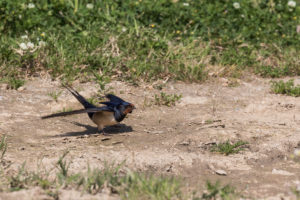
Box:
[0,77,300,199]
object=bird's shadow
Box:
[52,120,133,138]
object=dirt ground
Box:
[0,76,300,199]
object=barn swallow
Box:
[41,85,135,134]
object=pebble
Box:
[271,169,294,176]
[215,169,227,176]
[17,86,25,91]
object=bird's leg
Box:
[98,125,108,136]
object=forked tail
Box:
[62,84,96,119]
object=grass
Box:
[0,1,299,88]
[292,187,300,200]
[154,92,182,107]
[0,77,25,90]
[271,79,300,97]
[0,135,7,160]
[198,181,236,200]
[210,141,248,156]
[3,153,183,200]
[48,91,62,102]
[0,151,238,199]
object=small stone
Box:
[215,169,227,176]
[151,130,164,134]
[19,147,25,151]
[17,86,25,91]
[179,140,190,146]
[271,169,294,176]
[112,141,122,145]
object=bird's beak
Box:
[130,104,136,113]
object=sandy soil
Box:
[0,76,300,199]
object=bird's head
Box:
[102,94,136,116]
[121,102,136,114]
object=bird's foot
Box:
[99,129,109,136]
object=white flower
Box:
[233,2,240,9]
[122,27,127,32]
[39,41,46,46]
[28,3,35,9]
[21,35,28,39]
[294,149,300,157]
[86,3,94,9]
[183,3,189,6]
[19,43,28,50]
[26,42,34,49]
[288,0,296,8]
[297,25,300,34]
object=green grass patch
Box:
[0,135,7,160]
[0,77,25,90]
[210,141,248,156]
[0,151,241,199]
[197,181,236,200]
[48,91,62,102]
[271,79,300,97]
[292,187,300,200]
[3,153,183,200]
[0,0,299,85]
[154,92,182,107]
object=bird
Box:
[41,85,135,134]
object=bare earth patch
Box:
[0,76,300,199]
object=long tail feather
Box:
[41,109,89,119]
[41,107,112,119]
[62,84,95,109]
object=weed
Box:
[0,135,7,160]
[200,181,236,200]
[8,162,27,191]
[8,162,53,191]
[210,141,248,156]
[292,187,300,200]
[121,172,182,200]
[153,83,166,91]
[46,190,59,200]
[256,66,288,78]
[56,151,70,185]
[0,78,25,90]
[205,120,214,125]
[4,154,183,199]
[48,91,62,102]
[93,72,110,92]
[271,79,300,97]
[154,92,182,107]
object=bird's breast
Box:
[92,111,117,127]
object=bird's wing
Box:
[100,101,116,107]
[105,94,127,104]
[41,107,113,119]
